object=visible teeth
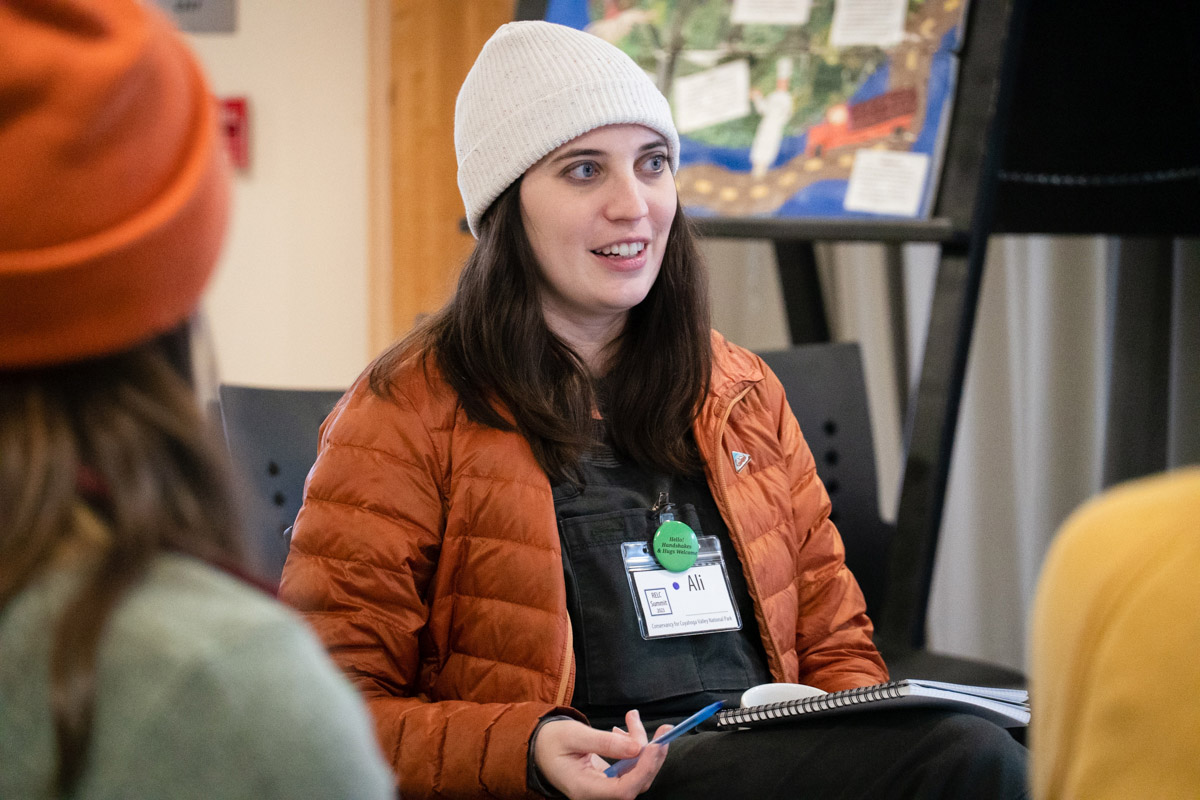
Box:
[595,242,646,257]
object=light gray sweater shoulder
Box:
[0,553,394,800]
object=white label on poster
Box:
[829,0,907,47]
[731,0,812,26]
[843,149,929,216]
[673,60,751,134]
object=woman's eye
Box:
[567,162,597,180]
[645,154,666,173]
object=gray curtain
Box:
[893,236,1197,670]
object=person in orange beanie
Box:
[0,2,392,797]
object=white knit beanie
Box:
[455,21,680,237]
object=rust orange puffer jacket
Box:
[280,331,887,799]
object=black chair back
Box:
[759,343,892,620]
[218,385,344,585]
[759,343,1025,687]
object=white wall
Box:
[186,1,371,389]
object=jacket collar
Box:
[697,330,766,433]
[706,329,765,401]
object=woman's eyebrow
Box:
[549,147,603,164]
[548,138,670,165]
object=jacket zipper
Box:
[709,383,782,679]
[711,383,754,551]
[554,616,574,705]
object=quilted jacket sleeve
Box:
[771,371,889,692]
[278,376,571,799]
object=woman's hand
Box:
[533,710,671,800]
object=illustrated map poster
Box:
[544,0,969,220]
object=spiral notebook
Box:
[714,679,1030,730]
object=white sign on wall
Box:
[151,0,237,34]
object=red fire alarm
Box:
[220,96,250,171]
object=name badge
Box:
[621,537,742,640]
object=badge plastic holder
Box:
[621,536,742,640]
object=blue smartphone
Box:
[603,701,724,778]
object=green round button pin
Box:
[652,519,699,572]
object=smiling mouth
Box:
[591,242,646,258]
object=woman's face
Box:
[519,124,676,340]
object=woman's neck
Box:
[542,308,627,374]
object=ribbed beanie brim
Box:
[454,21,679,237]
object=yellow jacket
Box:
[1030,467,1200,799]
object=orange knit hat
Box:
[0,0,230,368]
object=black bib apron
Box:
[552,426,770,730]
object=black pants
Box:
[640,709,1028,800]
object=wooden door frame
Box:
[366,1,515,356]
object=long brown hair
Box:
[369,180,712,482]
[0,327,244,793]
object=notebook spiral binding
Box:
[715,681,905,728]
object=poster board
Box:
[542,0,968,220]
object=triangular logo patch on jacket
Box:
[731,451,751,473]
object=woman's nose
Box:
[603,170,649,221]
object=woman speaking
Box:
[281,20,1027,800]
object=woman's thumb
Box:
[583,727,641,760]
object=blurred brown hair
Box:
[0,327,244,792]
